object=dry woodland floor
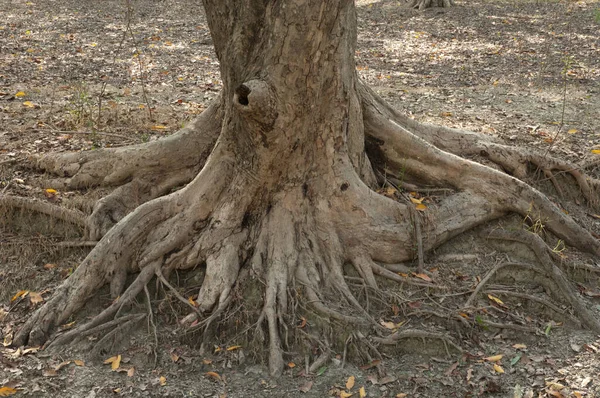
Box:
[1,0,600,397]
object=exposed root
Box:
[0,195,86,226]
[35,100,222,239]
[362,93,600,257]
[409,0,454,9]
[46,261,161,349]
[361,84,600,210]
[488,230,600,332]
[484,289,581,327]
[372,329,462,355]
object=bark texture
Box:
[13,0,600,376]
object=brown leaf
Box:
[29,292,44,304]
[170,353,179,362]
[444,362,458,376]
[73,360,85,366]
[413,273,432,282]
[127,367,135,377]
[42,369,58,377]
[298,380,314,393]
[206,371,222,382]
[226,345,242,351]
[54,361,71,371]
[360,360,381,370]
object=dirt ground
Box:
[1,0,600,397]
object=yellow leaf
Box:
[459,313,470,319]
[441,111,453,117]
[493,364,504,374]
[202,359,212,365]
[396,394,408,398]
[359,387,366,398]
[22,101,35,108]
[592,149,600,154]
[206,371,222,382]
[340,392,353,398]
[11,290,29,302]
[415,203,427,211]
[25,30,31,35]
[512,344,527,350]
[397,272,408,278]
[151,125,167,130]
[73,360,85,366]
[104,355,121,371]
[487,294,504,305]
[112,355,121,370]
[15,91,26,97]
[573,391,583,398]
[567,129,578,134]
[159,376,167,386]
[346,376,355,390]
[45,188,57,194]
[484,354,503,362]
[0,387,17,396]
[214,346,222,353]
[226,345,242,351]
[410,197,424,204]
[288,362,296,368]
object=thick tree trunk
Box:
[13,0,600,377]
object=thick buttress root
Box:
[14,85,600,376]
[33,100,222,240]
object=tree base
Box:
[11,82,600,376]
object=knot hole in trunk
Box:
[235,84,251,106]
[233,80,278,128]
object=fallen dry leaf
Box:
[493,364,504,374]
[359,386,366,398]
[103,355,121,371]
[159,376,167,386]
[29,292,44,304]
[298,380,314,393]
[340,392,353,398]
[127,367,135,377]
[346,376,355,390]
[0,387,17,397]
[485,354,503,362]
[205,371,222,382]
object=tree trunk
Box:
[14,0,600,376]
